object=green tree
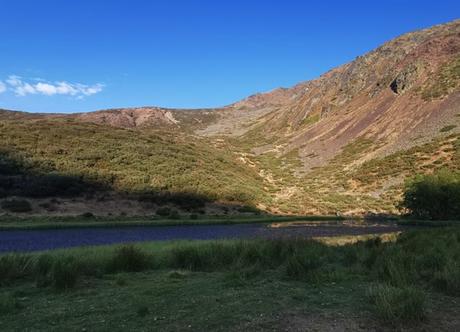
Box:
[402,170,460,220]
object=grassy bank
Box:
[397,219,460,227]
[0,214,347,230]
[1,227,460,330]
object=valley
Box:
[2,20,460,217]
[1,17,460,331]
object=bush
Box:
[156,207,180,219]
[156,207,171,217]
[80,212,94,219]
[167,209,180,219]
[401,170,460,219]
[440,125,457,132]
[1,199,32,213]
[22,174,89,198]
[107,245,151,272]
[367,284,426,323]
[237,205,260,214]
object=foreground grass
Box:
[1,228,460,330]
[0,271,373,331]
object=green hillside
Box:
[0,118,270,209]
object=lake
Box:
[0,221,403,253]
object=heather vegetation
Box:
[421,56,460,100]
[0,119,270,209]
[281,134,460,214]
[3,113,459,217]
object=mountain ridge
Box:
[1,19,459,216]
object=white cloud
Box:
[4,75,104,98]
[15,82,37,96]
[6,75,22,87]
[0,81,6,94]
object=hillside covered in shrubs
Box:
[1,20,460,217]
[0,119,271,214]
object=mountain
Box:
[1,19,459,216]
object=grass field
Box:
[1,227,460,330]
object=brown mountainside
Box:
[59,19,460,168]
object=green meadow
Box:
[1,227,460,330]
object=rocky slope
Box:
[230,20,460,167]
[1,19,459,216]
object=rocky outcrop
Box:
[390,64,420,94]
[74,107,181,128]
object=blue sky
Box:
[0,1,459,113]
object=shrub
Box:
[237,205,260,214]
[167,209,180,219]
[440,125,457,132]
[401,170,460,219]
[1,199,32,213]
[156,207,171,217]
[107,245,151,272]
[80,212,94,219]
[156,207,180,219]
[22,174,89,198]
[367,284,426,323]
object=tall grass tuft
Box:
[285,253,323,281]
[432,263,460,295]
[367,284,426,323]
[106,245,151,273]
[35,254,54,287]
[373,246,416,286]
[51,257,80,290]
[0,254,34,285]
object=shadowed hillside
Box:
[0,118,271,215]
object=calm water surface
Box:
[0,221,402,253]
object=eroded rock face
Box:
[390,64,420,94]
[74,108,181,128]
